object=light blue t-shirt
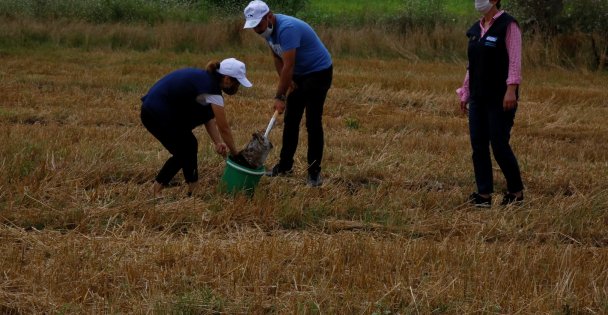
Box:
[266,14,332,76]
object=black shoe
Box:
[501,192,524,206]
[307,172,323,187]
[265,164,293,177]
[468,192,491,208]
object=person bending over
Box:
[141,58,253,196]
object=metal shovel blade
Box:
[232,111,278,169]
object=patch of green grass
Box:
[344,117,360,130]
[156,288,226,315]
[0,108,17,119]
[0,0,516,30]
[276,197,333,230]
[302,0,403,25]
[308,0,404,17]
[301,0,477,26]
[443,0,513,18]
[444,0,472,16]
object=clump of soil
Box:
[231,132,273,169]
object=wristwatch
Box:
[274,94,287,102]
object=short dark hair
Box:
[496,0,501,9]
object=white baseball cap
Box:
[243,0,270,29]
[217,58,253,87]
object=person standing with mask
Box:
[141,58,253,197]
[243,0,333,187]
[457,0,524,207]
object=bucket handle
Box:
[226,157,266,176]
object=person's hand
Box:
[274,99,286,114]
[503,85,518,111]
[456,87,468,115]
[214,143,228,158]
[460,101,468,115]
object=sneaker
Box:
[265,164,293,177]
[501,192,524,206]
[468,192,491,208]
[307,172,323,187]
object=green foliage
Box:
[20,29,52,46]
[401,0,448,26]
[0,0,500,29]
[509,0,565,33]
[87,0,166,24]
[444,0,476,16]
[301,0,403,26]
[0,0,311,24]
[263,0,309,16]
[508,0,608,70]
[0,0,463,26]
[202,0,243,14]
[562,0,608,70]
[0,0,207,24]
[562,0,608,34]
[206,0,309,16]
[509,0,608,34]
[0,0,605,69]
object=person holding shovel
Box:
[457,0,524,207]
[141,58,253,197]
[243,0,333,187]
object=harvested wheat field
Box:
[1,45,607,314]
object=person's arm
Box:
[504,21,522,111]
[272,51,283,76]
[209,104,238,156]
[204,118,228,157]
[456,70,470,114]
[274,48,296,114]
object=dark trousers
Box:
[141,107,198,185]
[468,100,524,194]
[279,66,333,175]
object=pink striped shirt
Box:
[457,10,522,103]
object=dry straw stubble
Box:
[1,38,608,313]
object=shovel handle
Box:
[264,110,279,138]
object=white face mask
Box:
[259,22,273,39]
[475,0,493,14]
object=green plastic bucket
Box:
[219,157,266,195]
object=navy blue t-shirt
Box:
[141,68,220,130]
